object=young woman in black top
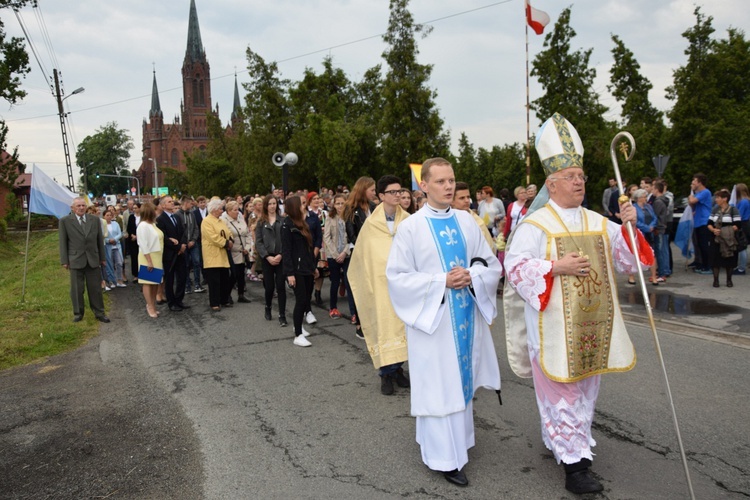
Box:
[281,196,318,347]
[255,194,287,325]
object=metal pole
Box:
[282,164,288,198]
[151,158,158,194]
[54,69,75,190]
[525,14,531,186]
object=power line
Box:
[13,8,52,92]
[34,3,61,73]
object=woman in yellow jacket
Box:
[201,198,234,311]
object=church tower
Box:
[138,0,225,191]
[181,0,211,140]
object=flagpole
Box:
[525,11,531,186]
[21,207,32,303]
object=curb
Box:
[622,311,750,350]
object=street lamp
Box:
[82,161,94,195]
[147,157,158,194]
[65,87,85,100]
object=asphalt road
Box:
[2,278,749,499]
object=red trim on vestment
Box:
[539,267,555,312]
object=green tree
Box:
[531,6,614,210]
[608,34,667,184]
[186,113,246,196]
[667,8,750,193]
[0,0,37,190]
[75,122,133,197]
[454,132,480,189]
[243,47,292,193]
[380,0,449,177]
[288,57,363,189]
[476,143,527,193]
[161,167,189,196]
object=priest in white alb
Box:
[503,113,654,494]
[386,157,502,487]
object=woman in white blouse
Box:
[136,202,164,318]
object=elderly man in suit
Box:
[59,197,110,323]
[156,196,189,311]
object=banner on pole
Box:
[29,165,77,218]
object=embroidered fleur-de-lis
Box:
[459,319,470,339]
[439,225,457,245]
[456,289,470,309]
[449,256,466,269]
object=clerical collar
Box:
[425,202,451,214]
[548,199,582,224]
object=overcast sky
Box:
[2,0,747,186]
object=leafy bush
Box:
[4,193,23,223]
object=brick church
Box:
[137,0,241,191]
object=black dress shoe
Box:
[169,305,184,312]
[381,375,394,395]
[395,367,410,388]
[177,303,191,309]
[564,459,602,494]
[95,316,111,323]
[237,295,251,303]
[443,469,468,486]
[73,315,83,323]
[565,469,603,494]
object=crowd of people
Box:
[602,173,749,288]
[58,112,744,495]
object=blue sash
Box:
[426,214,475,405]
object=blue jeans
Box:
[104,244,116,283]
[738,249,747,272]
[185,243,203,288]
[379,362,403,377]
[655,233,671,277]
[327,257,355,314]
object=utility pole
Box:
[53,69,84,191]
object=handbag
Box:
[737,227,748,252]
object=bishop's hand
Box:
[552,252,591,277]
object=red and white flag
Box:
[525,0,550,35]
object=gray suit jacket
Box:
[59,213,106,269]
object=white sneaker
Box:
[293,335,312,347]
[301,327,311,337]
[116,283,127,288]
[305,311,317,324]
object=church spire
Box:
[185,0,205,63]
[150,70,162,118]
[231,73,241,121]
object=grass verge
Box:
[0,230,106,371]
